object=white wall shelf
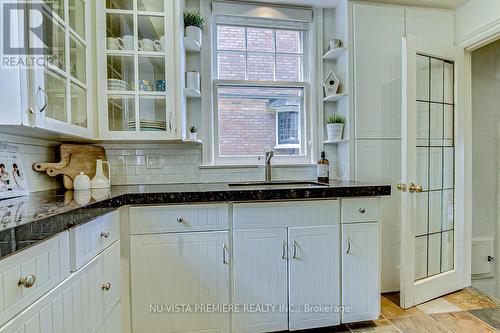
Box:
[324,139,348,144]
[323,47,347,60]
[184,37,201,52]
[184,88,201,98]
[323,93,348,102]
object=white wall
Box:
[470,40,500,297]
[455,0,500,45]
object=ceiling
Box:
[248,0,468,9]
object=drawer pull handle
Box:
[18,274,36,288]
[177,217,184,223]
[282,240,287,259]
[100,231,110,238]
[345,235,351,254]
[359,208,366,213]
[101,282,111,291]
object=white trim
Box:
[212,1,312,23]
[455,17,500,51]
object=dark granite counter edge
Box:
[1,185,391,258]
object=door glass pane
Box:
[106,0,132,10]
[139,97,166,131]
[137,0,164,12]
[69,0,85,38]
[108,96,135,131]
[43,0,64,19]
[107,55,134,91]
[106,13,134,49]
[138,16,164,52]
[70,83,87,128]
[138,56,165,91]
[70,35,86,83]
[414,54,455,281]
[43,13,66,71]
[44,70,67,122]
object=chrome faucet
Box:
[265,150,274,182]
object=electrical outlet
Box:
[146,154,162,169]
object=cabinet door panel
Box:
[288,226,340,330]
[342,223,380,323]
[130,231,230,333]
[233,229,288,333]
[353,3,404,139]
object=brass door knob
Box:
[396,183,407,192]
[408,183,423,193]
[18,274,36,288]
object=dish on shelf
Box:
[107,79,128,91]
[127,119,166,131]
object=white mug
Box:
[107,37,123,50]
[154,36,166,51]
[138,38,155,51]
[117,35,134,50]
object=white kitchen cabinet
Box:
[233,229,288,333]
[352,3,404,140]
[95,0,181,140]
[98,302,122,333]
[0,240,120,333]
[341,222,380,323]
[130,231,230,333]
[288,226,340,330]
[0,0,94,139]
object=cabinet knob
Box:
[408,183,423,193]
[101,282,111,291]
[100,231,110,238]
[359,208,366,214]
[177,217,184,223]
[18,274,36,288]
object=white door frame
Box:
[458,23,500,292]
[401,35,466,308]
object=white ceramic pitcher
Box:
[90,159,111,189]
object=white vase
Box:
[186,71,200,91]
[185,26,202,46]
[327,123,344,141]
[189,132,197,140]
[90,159,111,189]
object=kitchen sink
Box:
[228,180,329,188]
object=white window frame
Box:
[210,9,313,165]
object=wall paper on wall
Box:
[103,143,324,185]
[0,134,60,192]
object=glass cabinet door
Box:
[103,0,174,138]
[33,0,91,136]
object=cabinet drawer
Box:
[129,204,229,234]
[341,198,379,223]
[69,211,120,271]
[101,241,121,315]
[0,232,69,327]
[233,200,339,229]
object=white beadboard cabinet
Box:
[0,240,121,333]
[130,231,230,333]
[233,229,289,333]
[341,222,380,323]
[288,226,341,331]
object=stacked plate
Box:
[107,79,128,91]
[127,119,166,131]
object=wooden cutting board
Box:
[34,144,107,189]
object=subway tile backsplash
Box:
[103,143,322,185]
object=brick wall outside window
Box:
[216,24,304,157]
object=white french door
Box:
[400,35,465,308]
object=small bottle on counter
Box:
[317,151,330,183]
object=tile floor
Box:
[289,287,500,332]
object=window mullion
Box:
[244,26,248,80]
[273,29,277,81]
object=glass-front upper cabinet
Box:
[29,0,93,138]
[96,0,178,140]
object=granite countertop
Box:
[0,180,391,258]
